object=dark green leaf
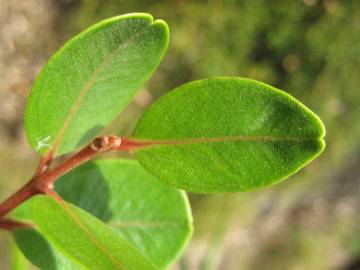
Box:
[24,13,169,156]
[132,77,326,192]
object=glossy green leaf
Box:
[132,77,326,192]
[14,196,157,270]
[24,13,169,156]
[13,160,192,269]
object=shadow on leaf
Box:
[55,162,112,222]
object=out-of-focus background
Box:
[0,0,359,269]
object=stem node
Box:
[0,135,125,220]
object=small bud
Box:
[108,135,122,148]
[91,136,108,150]
[91,135,121,151]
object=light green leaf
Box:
[13,160,192,269]
[24,13,169,156]
[132,77,326,192]
[14,195,157,270]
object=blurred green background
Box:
[0,0,359,269]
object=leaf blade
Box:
[15,195,158,270]
[24,13,169,156]
[55,159,193,269]
[14,227,82,270]
[132,77,325,192]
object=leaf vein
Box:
[129,135,321,150]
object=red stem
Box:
[0,135,126,221]
[37,143,99,189]
[0,218,33,231]
[0,181,40,218]
[34,150,54,176]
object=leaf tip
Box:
[150,18,170,46]
[316,136,326,156]
[318,117,326,139]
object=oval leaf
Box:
[24,13,169,156]
[54,159,193,269]
[131,77,326,192]
[13,160,192,269]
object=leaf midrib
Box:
[48,197,128,270]
[129,135,323,150]
[109,220,187,229]
[49,20,154,155]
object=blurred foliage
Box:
[0,0,359,269]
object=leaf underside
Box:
[13,160,193,270]
[24,13,169,156]
[132,77,326,193]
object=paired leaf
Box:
[132,77,326,192]
[14,160,193,270]
[24,13,169,156]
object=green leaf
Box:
[13,226,80,270]
[11,242,31,270]
[13,160,192,269]
[131,77,326,192]
[14,196,158,270]
[55,159,193,269]
[24,13,169,156]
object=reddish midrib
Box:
[48,192,127,270]
[119,135,318,151]
[108,219,188,228]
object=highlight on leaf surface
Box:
[132,77,326,193]
[24,13,169,156]
[13,160,193,270]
